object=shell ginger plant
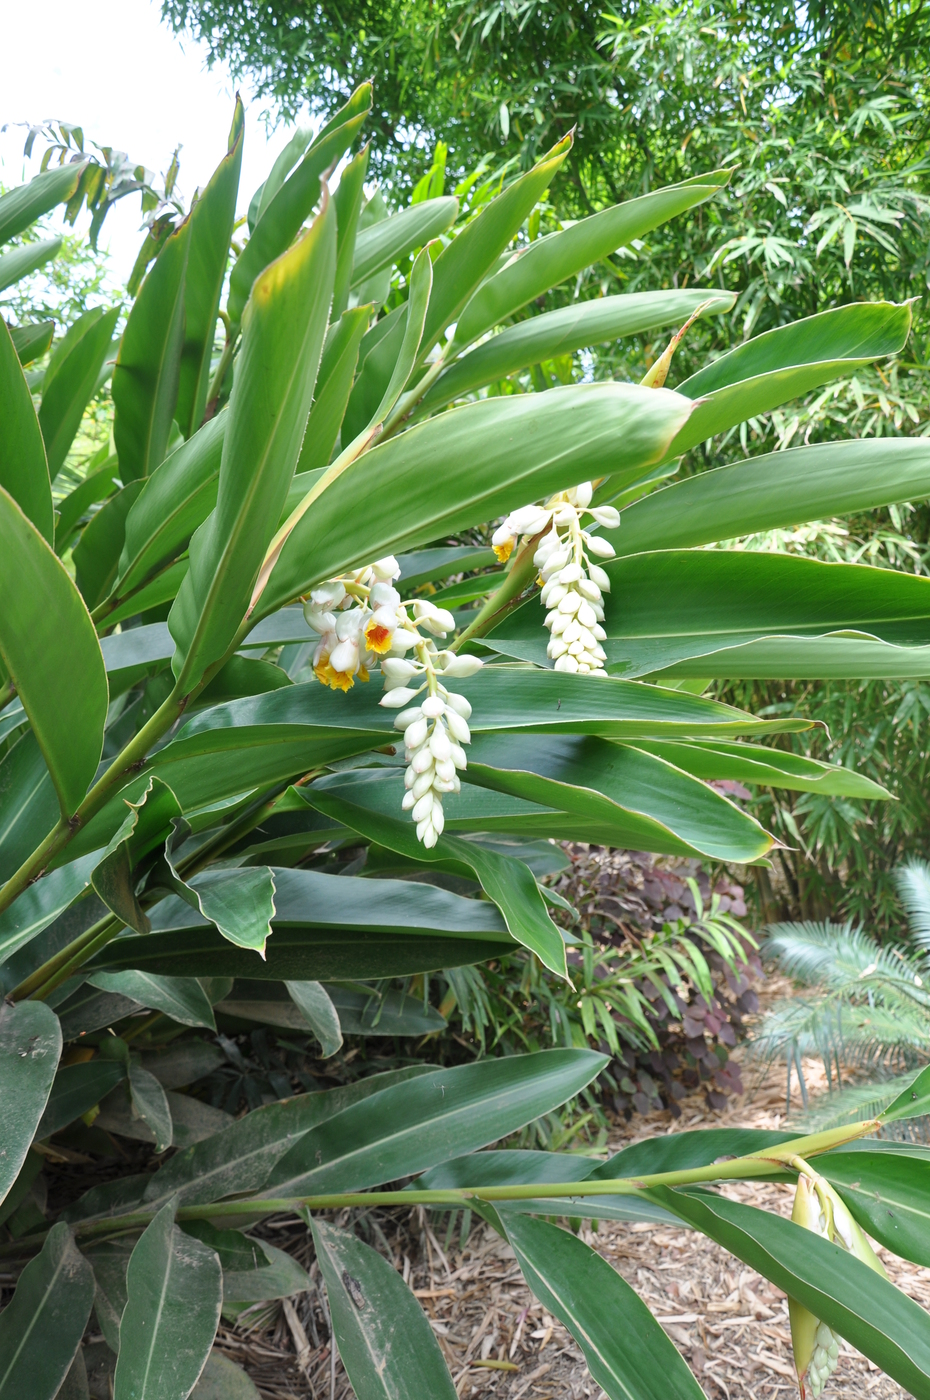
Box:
[5,86,930,1400]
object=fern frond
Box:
[791,1070,928,1131]
[896,859,930,954]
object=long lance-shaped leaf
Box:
[420,134,572,355]
[36,1058,127,1139]
[259,381,692,617]
[0,237,61,293]
[502,1212,706,1400]
[146,844,276,954]
[0,1000,60,1205]
[487,549,930,679]
[39,306,121,480]
[425,289,734,410]
[10,320,54,366]
[170,193,336,690]
[301,784,568,974]
[112,217,192,482]
[0,1222,94,1400]
[632,739,889,798]
[0,163,85,245]
[55,457,120,553]
[249,125,313,230]
[73,480,144,609]
[176,98,244,438]
[332,143,370,319]
[667,300,912,457]
[226,85,369,328]
[91,863,512,981]
[0,319,53,540]
[350,195,459,290]
[312,1221,458,1400]
[87,971,216,1029]
[0,732,57,884]
[0,488,108,816]
[452,169,732,349]
[139,1067,436,1210]
[652,1187,930,1398]
[113,1200,222,1400]
[340,244,433,443]
[0,851,100,969]
[113,412,225,598]
[814,1149,930,1268]
[461,733,775,863]
[267,1049,607,1196]
[613,438,930,557]
[221,982,444,1040]
[296,308,369,473]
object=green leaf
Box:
[180,1220,270,1272]
[113,1200,222,1400]
[653,1186,930,1397]
[350,195,458,291]
[87,971,216,1029]
[297,308,370,474]
[421,136,572,354]
[631,738,889,797]
[302,786,566,973]
[453,169,732,348]
[10,321,54,366]
[0,733,58,884]
[216,981,444,1041]
[176,99,244,438]
[83,1237,134,1351]
[0,489,108,816]
[613,438,930,557]
[312,1220,458,1400]
[36,1058,125,1139]
[92,863,512,980]
[268,1049,606,1195]
[0,854,100,969]
[170,194,336,689]
[668,301,912,456]
[226,84,369,328]
[0,319,53,540]
[140,1067,436,1209]
[262,381,692,614]
[0,1000,61,1205]
[114,413,225,599]
[592,1127,794,1181]
[39,306,121,480]
[249,125,313,230]
[0,164,85,245]
[191,1353,261,1398]
[426,289,733,409]
[73,480,145,609]
[0,1222,94,1400]
[0,238,61,294]
[284,980,343,1056]
[462,734,774,862]
[332,143,370,320]
[489,548,930,680]
[360,244,434,434]
[54,459,121,554]
[879,1063,930,1122]
[221,1241,308,1311]
[112,217,192,482]
[175,866,276,955]
[502,1212,705,1400]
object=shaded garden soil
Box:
[216,1043,923,1400]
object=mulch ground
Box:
[210,1036,925,1400]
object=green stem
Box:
[204,335,236,421]
[0,680,15,714]
[450,530,545,653]
[10,910,120,1002]
[0,1119,879,1258]
[380,355,448,440]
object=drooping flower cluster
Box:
[303,556,410,692]
[491,482,620,676]
[303,560,482,847]
[789,1170,887,1398]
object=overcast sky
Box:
[1,0,303,285]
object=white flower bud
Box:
[329,638,359,673]
[445,709,471,744]
[410,747,434,775]
[438,653,483,678]
[381,658,418,684]
[586,534,616,559]
[507,504,550,535]
[450,743,468,769]
[558,591,581,615]
[381,687,422,708]
[429,726,453,761]
[588,562,611,591]
[446,693,472,719]
[577,599,598,628]
[548,636,568,658]
[559,560,583,584]
[570,481,593,508]
[402,790,416,809]
[310,580,347,608]
[588,505,620,528]
[421,695,446,718]
[390,628,421,653]
[405,717,429,750]
[554,653,579,672]
[577,578,602,603]
[393,706,423,729]
[370,555,401,581]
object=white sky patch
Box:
[0,0,308,285]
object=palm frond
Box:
[762,919,928,991]
[896,859,930,954]
[790,1070,930,1133]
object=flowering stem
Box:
[450,530,546,653]
[0,1119,880,1258]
